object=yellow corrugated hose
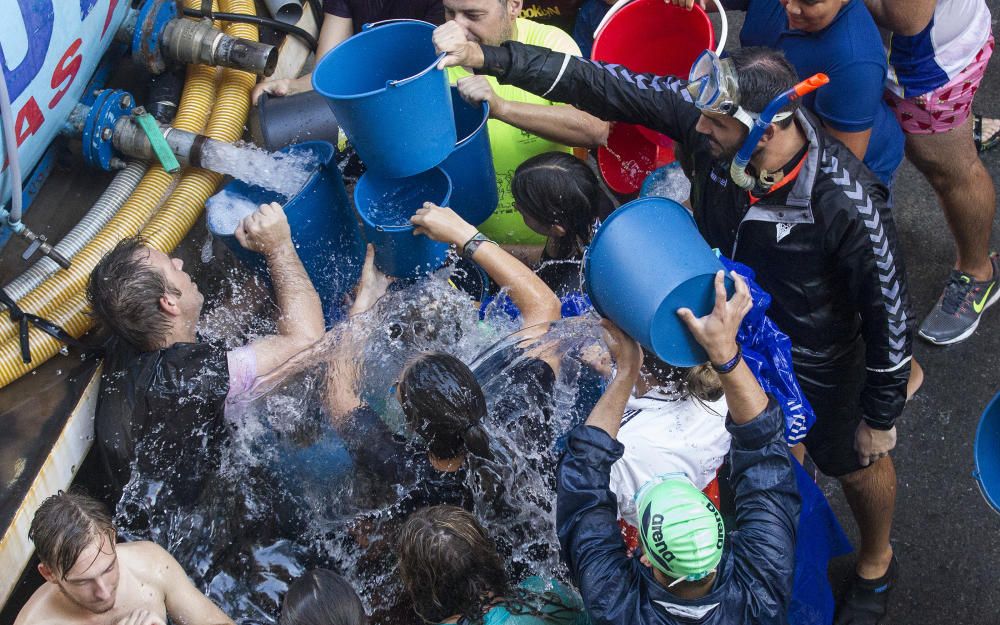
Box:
[0,0,256,386]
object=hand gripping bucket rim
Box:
[974,390,1000,514]
[206,141,365,323]
[583,197,731,367]
[592,0,718,193]
[354,167,454,278]
[313,20,447,100]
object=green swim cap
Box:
[636,475,725,582]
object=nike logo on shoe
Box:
[973,282,996,313]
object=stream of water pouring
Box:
[199,141,317,199]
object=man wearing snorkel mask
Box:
[555,275,799,624]
[433,28,912,622]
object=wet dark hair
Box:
[398,506,579,625]
[29,490,115,578]
[279,569,367,625]
[729,47,800,129]
[511,152,614,258]
[398,352,492,461]
[87,235,179,351]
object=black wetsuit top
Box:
[93,339,230,509]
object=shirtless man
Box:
[14,491,233,625]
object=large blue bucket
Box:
[312,20,455,178]
[584,197,733,366]
[441,87,497,226]
[354,167,453,279]
[974,390,1000,514]
[206,141,365,324]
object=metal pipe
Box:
[0,61,24,230]
[112,117,223,170]
[2,161,148,304]
[262,0,303,25]
[161,17,277,76]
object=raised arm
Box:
[432,22,703,147]
[236,202,325,374]
[677,271,768,423]
[410,203,561,328]
[555,321,643,620]
[456,75,609,148]
[251,14,353,103]
[583,320,643,437]
[678,271,800,617]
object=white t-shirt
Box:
[610,389,732,527]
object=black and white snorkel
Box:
[685,50,829,189]
[728,73,830,190]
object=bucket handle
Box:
[359,18,447,88]
[592,0,728,55]
[389,52,449,88]
[361,18,436,31]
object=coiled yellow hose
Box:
[0,0,255,386]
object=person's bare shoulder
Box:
[12,582,64,625]
[119,541,182,588]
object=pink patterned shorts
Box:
[885,35,995,134]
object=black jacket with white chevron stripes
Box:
[478,42,913,429]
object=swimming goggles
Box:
[686,50,792,130]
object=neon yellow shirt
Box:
[450,18,581,244]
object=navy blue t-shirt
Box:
[727,0,903,186]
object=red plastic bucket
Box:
[598,122,675,194]
[592,0,714,193]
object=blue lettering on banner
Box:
[1,0,55,103]
[80,0,101,20]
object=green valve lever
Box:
[132,107,181,173]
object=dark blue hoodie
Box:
[556,398,800,624]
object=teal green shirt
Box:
[477,577,590,625]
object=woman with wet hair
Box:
[279,569,367,625]
[397,351,493,465]
[608,350,732,530]
[511,152,615,295]
[325,205,564,514]
[397,505,588,625]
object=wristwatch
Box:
[461,232,496,259]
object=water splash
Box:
[116,269,610,624]
[199,141,317,199]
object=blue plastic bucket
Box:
[584,197,733,366]
[974,390,1000,514]
[312,20,455,178]
[354,167,453,279]
[441,87,497,226]
[206,141,365,324]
